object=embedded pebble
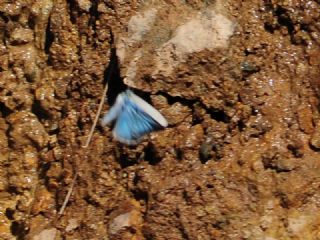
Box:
[109,212,132,235]
[8,174,35,192]
[76,0,92,12]
[30,186,55,215]
[10,28,34,44]
[35,85,55,112]
[8,44,38,77]
[32,228,58,240]
[164,102,191,125]
[7,111,49,148]
[66,218,80,232]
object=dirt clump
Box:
[0,0,320,239]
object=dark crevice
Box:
[0,102,13,117]
[67,0,77,25]
[264,22,277,33]
[207,108,230,123]
[77,117,84,131]
[88,1,99,29]
[275,6,294,34]
[106,47,126,105]
[44,16,54,55]
[11,221,28,240]
[83,195,100,207]
[131,176,149,208]
[175,147,184,160]
[27,14,36,30]
[10,15,19,23]
[263,3,297,43]
[31,100,50,120]
[144,143,162,165]
[38,162,51,180]
[174,211,190,240]
[178,226,190,240]
[237,120,246,131]
[276,192,290,209]
[212,220,229,230]
[7,186,19,195]
[262,158,293,173]
[131,189,148,204]
[117,149,139,168]
[48,127,60,135]
[159,92,231,123]
[88,1,99,48]
[244,48,256,56]
[300,23,311,32]
[0,12,9,23]
[160,92,196,106]
[206,183,214,188]
[104,2,116,10]
[143,232,156,240]
[5,208,15,220]
[309,144,320,153]
[265,167,292,173]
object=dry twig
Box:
[57,55,113,216]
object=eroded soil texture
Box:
[0,0,320,239]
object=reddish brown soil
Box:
[0,0,320,239]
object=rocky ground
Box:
[0,0,320,239]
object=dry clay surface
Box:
[0,0,320,239]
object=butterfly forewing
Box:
[128,90,168,127]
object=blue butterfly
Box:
[101,90,168,145]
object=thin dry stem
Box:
[83,81,109,148]
[57,55,113,216]
[58,173,78,215]
[57,48,114,217]
[57,82,109,216]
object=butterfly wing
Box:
[112,98,162,145]
[127,90,168,127]
[101,94,125,126]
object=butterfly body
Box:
[101,90,168,145]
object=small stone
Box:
[77,0,92,12]
[8,111,49,148]
[164,102,191,125]
[109,200,143,236]
[66,219,79,232]
[32,228,58,240]
[31,186,55,215]
[109,212,131,235]
[10,28,34,44]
